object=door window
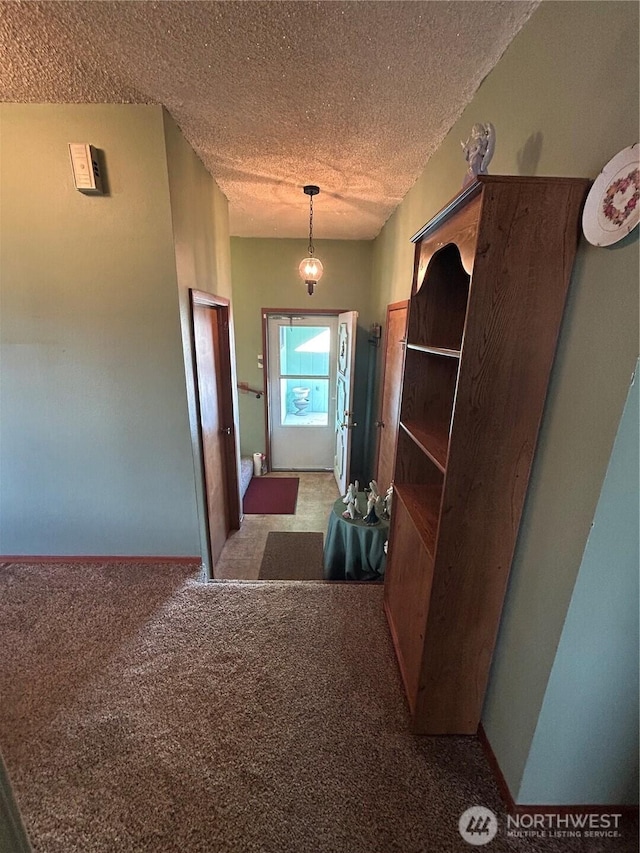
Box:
[278,326,330,427]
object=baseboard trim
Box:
[477,723,516,812]
[477,723,639,817]
[0,555,202,565]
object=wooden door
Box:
[375,300,408,490]
[191,292,240,568]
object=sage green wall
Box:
[372,1,639,801]
[162,109,236,576]
[518,364,639,805]
[230,238,375,478]
[0,104,200,556]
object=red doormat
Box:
[242,477,300,515]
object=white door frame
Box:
[262,308,347,472]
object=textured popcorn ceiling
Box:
[0,1,537,239]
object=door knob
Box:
[220,427,232,435]
[375,420,385,428]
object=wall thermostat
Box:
[68,143,104,194]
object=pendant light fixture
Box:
[298,185,324,295]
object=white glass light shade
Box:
[298,256,324,284]
[298,256,324,295]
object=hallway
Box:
[214,472,340,580]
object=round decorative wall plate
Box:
[583,144,639,246]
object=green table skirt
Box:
[323,495,389,581]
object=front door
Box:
[267,315,338,470]
[333,310,358,494]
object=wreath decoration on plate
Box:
[602,168,639,227]
[583,144,640,246]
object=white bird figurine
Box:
[342,482,356,505]
[383,485,393,519]
[343,498,357,520]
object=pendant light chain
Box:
[308,193,315,257]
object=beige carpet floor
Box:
[0,561,635,853]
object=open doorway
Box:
[264,309,357,493]
[213,308,361,583]
[214,472,340,580]
[266,314,338,470]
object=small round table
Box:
[323,494,389,581]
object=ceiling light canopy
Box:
[298,185,324,295]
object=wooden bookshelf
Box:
[383,175,590,734]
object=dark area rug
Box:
[259,531,324,580]
[243,476,299,514]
